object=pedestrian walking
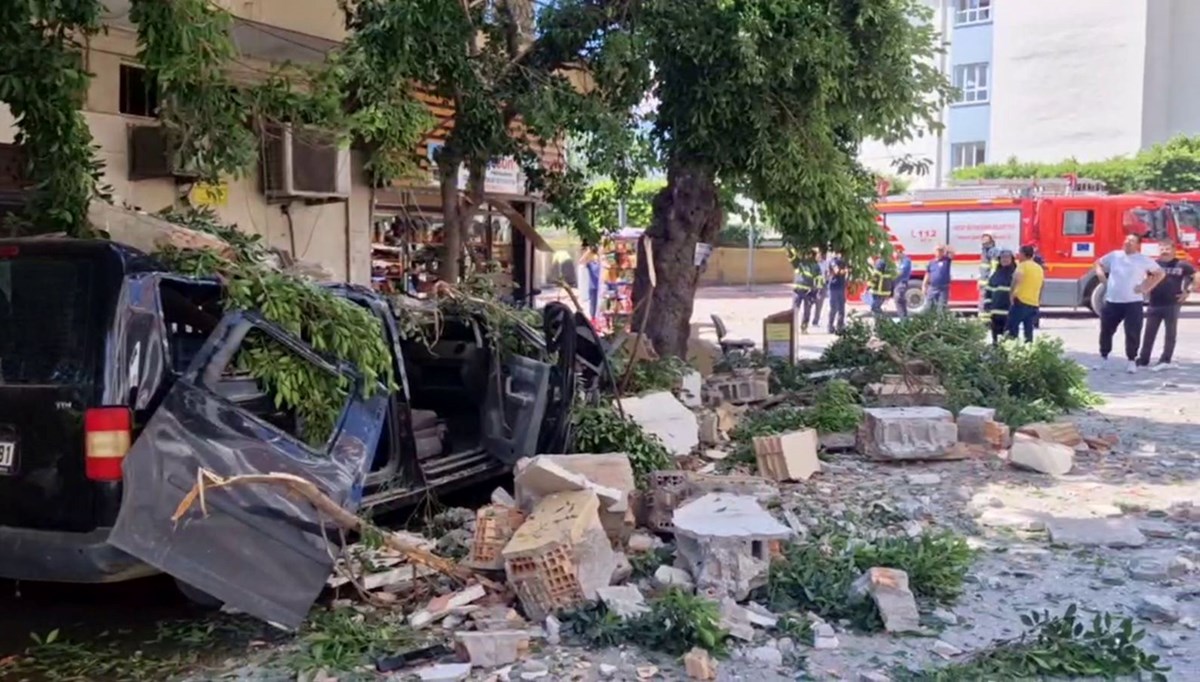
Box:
[1094,234,1165,373]
[826,252,848,334]
[978,233,999,313]
[923,245,953,309]
[868,253,893,318]
[982,249,1016,345]
[1006,245,1043,342]
[1137,237,1196,371]
[894,247,913,318]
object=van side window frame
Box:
[1063,209,1095,237]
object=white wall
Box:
[1161,0,1200,145]
[990,0,1149,163]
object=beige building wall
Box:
[0,1,370,284]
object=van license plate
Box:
[0,441,15,475]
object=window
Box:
[1063,210,1095,236]
[119,64,159,118]
[953,63,990,104]
[950,142,987,170]
[0,255,99,385]
[954,0,992,25]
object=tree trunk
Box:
[632,163,723,358]
[438,160,463,283]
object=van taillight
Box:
[85,407,132,481]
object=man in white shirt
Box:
[1094,234,1165,373]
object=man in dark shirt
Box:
[922,245,953,309]
[1137,239,1197,371]
[826,252,847,334]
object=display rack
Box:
[598,228,642,333]
[370,215,515,297]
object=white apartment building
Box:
[861,0,1200,189]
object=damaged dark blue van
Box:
[0,238,588,628]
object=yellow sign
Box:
[190,181,229,207]
[765,323,791,342]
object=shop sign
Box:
[425,141,527,195]
[190,181,228,207]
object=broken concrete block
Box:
[813,622,839,649]
[849,568,921,633]
[1017,421,1084,449]
[514,454,635,547]
[865,381,948,408]
[715,402,745,435]
[465,505,527,570]
[984,420,1012,450]
[707,369,771,405]
[491,487,517,507]
[719,598,759,641]
[687,326,721,377]
[455,630,530,668]
[857,407,958,461]
[409,584,488,629]
[415,662,472,681]
[647,470,692,533]
[698,410,721,447]
[818,431,856,453]
[672,493,793,600]
[653,565,695,592]
[684,647,718,680]
[503,490,617,620]
[1009,434,1074,476]
[752,428,820,482]
[957,406,997,446]
[618,391,699,457]
[627,532,662,554]
[679,370,704,408]
[597,584,650,619]
[687,472,780,503]
[1045,516,1147,548]
[610,552,633,584]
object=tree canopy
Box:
[952,135,1200,195]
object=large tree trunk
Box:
[438,160,463,283]
[632,164,723,358]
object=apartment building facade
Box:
[862,0,1200,188]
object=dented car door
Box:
[108,312,387,629]
[482,354,552,466]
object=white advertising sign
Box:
[883,212,948,257]
[426,140,526,195]
[948,209,1022,254]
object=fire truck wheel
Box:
[903,283,928,314]
[1088,282,1106,316]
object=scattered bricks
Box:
[857,407,958,461]
[503,490,616,620]
[984,421,1012,450]
[470,605,527,632]
[455,630,530,668]
[672,493,793,600]
[956,406,997,446]
[706,369,771,405]
[684,647,718,680]
[686,471,780,504]
[1017,421,1084,450]
[523,454,637,547]
[1009,433,1074,476]
[465,505,527,570]
[865,381,948,408]
[719,598,758,641]
[752,429,821,482]
[597,584,650,619]
[849,568,921,633]
[409,584,487,629]
[698,410,721,447]
[619,391,700,457]
[648,470,691,533]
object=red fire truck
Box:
[876,179,1187,315]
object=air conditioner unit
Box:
[127,125,201,181]
[261,125,351,201]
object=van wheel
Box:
[902,282,928,315]
[175,578,223,609]
[1087,282,1106,316]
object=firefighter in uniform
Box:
[982,249,1017,345]
[978,233,1000,314]
[869,253,894,317]
[793,255,822,334]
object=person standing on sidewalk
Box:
[982,249,1016,345]
[826,251,848,334]
[1137,238,1196,371]
[809,248,828,330]
[868,253,893,317]
[1006,245,1043,342]
[923,245,953,310]
[1094,234,1165,373]
[978,233,999,312]
[894,247,913,318]
[792,255,820,334]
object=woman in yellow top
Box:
[1006,245,1044,342]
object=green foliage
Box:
[561,588,729,656]
[715,351,813,394]
[630,546,676,580]
[570,403,673,485]
[612,353,688,396]
[722,379,862,467]
[725,405,812,466]
[288,607,416,676]
[761,530,973,631]
[806,379,865,434]
[155,209,394,446]
[0,0,106,236]
[870,310,1100,425]
[819,318,885,373]
[545,178,666,244]
[953,135,1200,194]
[903,606,1169,681]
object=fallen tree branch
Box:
[173,469,502,592]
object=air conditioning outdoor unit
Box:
[261,124,351,201]
[127,125,202,181]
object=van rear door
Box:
[108,311,387,629]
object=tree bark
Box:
[632,163,723,358]
[438,159,463,283]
